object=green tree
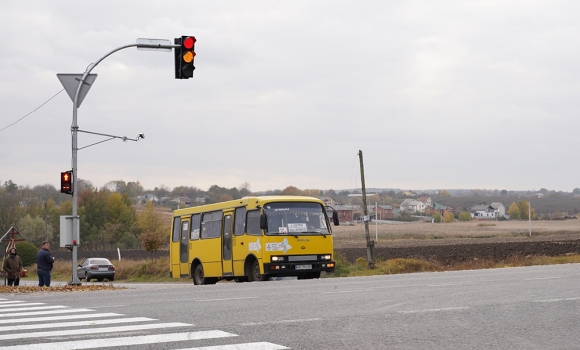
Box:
[443,212,455,223]
[15,241,38,267]
[458,211,472,221]
[508,202,521,220]
[432,212,442,223]
[17,214,49,247]
[282,186,301,196]
[137,201,169,252]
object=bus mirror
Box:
[260,214,268,230]
[332,211,340,226]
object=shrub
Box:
[15,241,38,267]
[458,211,472,222]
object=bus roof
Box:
[173,195,325,216]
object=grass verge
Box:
[14,253,580,285]
[328,251,580,278]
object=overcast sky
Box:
[1,1,579,193]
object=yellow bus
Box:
[169,196,339,284]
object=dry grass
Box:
[24,257,177,283]
[331,253,580,278]
[332,220,580,248]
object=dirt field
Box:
[52,220,580,266]
[333,220,580,264]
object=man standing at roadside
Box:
[36,242,54,287]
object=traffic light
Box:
[61,171,73,195]
[174,36,196,79]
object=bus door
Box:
[222,213,234,275]
[180,218,190,276]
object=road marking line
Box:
[0,313,123,325]
[0,330,237,350]
[86,304,125,308]
[533,297,580,303]
[322,289,373,294]
[0,308,95,318]
[398,306,470,314]
[526,277,561,281]
[0,305,66,313]
[0,322,192,340]
[241,318,321,326]
[0,301,28,305]
[0,317,155,332]
[0,303,45,308]
[196,297,258,302]
[176,342,289,350]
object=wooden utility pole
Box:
[358,150,375,268]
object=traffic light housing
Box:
[174,36,196,79]
[61,171,73,195]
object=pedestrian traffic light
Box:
[61,171,73,195]
[174,36,196,79]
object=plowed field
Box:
[333,220,580,264]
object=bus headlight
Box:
[271,256,286,262]
[320,255,331,260]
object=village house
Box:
[399,198,426,213]
[366,205,394,220]
[470,203,504,220]
[329,205,354,223]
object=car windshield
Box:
[263,202,330,235]
[89,259,111,265]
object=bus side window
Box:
[246,210,261,235]
[190,214,201,240]
[234,207,246,236]
[172,217,181,242]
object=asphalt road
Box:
[3,263,580,349]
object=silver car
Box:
[77,258,116,282]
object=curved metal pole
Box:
[69,43,141,285]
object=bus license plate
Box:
[296,264,312,270]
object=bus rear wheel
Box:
[193,264,205,285]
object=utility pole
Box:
[358,150,375,268]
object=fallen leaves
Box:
[0,284,126,293]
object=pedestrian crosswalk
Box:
[0,298,289,349]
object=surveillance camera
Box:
[138,133,145,139]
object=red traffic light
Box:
[174,35,196,79]
[61,170,73,195]
[183,36,196,49]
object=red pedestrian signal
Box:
[61,171,73,195]
[174,36,196,79]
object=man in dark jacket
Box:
[3,247,23,286]
[36,241,54,287]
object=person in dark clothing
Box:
[36,241,54,287]
[3,247,23,286]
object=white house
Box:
[470,203,505,219]
[400,199,426,213]
[490,202,506,217]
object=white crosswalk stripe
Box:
[0,299,290,349]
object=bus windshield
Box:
[263,202,330,235]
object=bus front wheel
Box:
[249,260,267,282]
[193,264,205,285]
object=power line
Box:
[0,89,65,132]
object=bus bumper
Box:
[263,261,335,276]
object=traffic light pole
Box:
[68,40,178,285]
